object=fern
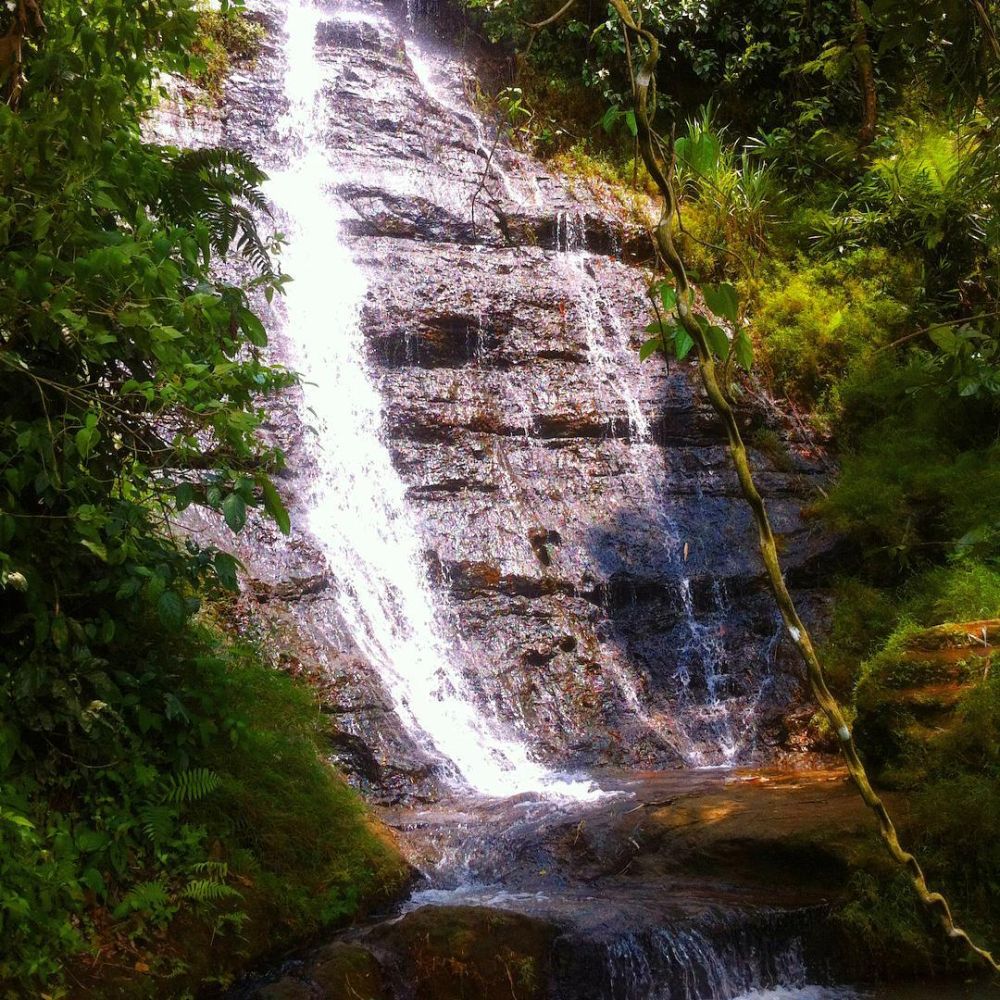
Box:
[182,879,242,904]
[162,767,221,804]
[112,879,170,920]
[138,802,176,844]
[159,146,276,279]
[190,860,229,878]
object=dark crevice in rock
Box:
[371,312,514,368]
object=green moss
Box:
[820,578,899,696]
[376,906,556,1000]
[835,870,937,976]
[190,6,264,100]
[195,639,410,940]
[838,655,1000,969]
[749,249,920,416]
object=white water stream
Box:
[266,0,595,800]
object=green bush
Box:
[820,578,899,696]
[819,360,1000,572]
[750,249,919,412]
[0,620,408,997]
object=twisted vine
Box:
[527,0,1000,974]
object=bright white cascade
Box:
[266,0,595,800]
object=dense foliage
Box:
[0,2,406,994]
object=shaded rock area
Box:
[196,0,839,807]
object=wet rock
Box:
[256,979,312,1000]
[250,574,330,602]
[311,942,388,998]
[362,905,557,1000]
[205,0,840,792]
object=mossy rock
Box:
[365,905,557,1000]
[854,622,999,780]
[257,980,314,1000]
[310,943,388,999]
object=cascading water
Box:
[553,224,762,767]
[265,0,593,799]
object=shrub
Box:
[0,619,408,997]
[750,249,919,412]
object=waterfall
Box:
[555,234,761,767]
[266,0,593,800]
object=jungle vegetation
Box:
[3,0,1000,993]
[0,1,407,995]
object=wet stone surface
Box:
[187,0,842,800]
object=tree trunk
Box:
[850,0,877,146]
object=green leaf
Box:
[81,867,107,896]
[75,425,99,458]
[675,328,694,361]
[222,492,247,533]
[51,615,69,651]
[239,308,268,347]
[80,539,108,562]
[76,828,110,852]
[733,330,754,371]
[704,323,730,359]
[174,483,194,511]
[639,336,663,361]
[261,477,290,535]
[929,326,959,354]
[32,209,53,241]
[157,590,185,630]
[659,284,677,312]
[213,551,241,590]
[675,132,721,178]
[702,283,739,324]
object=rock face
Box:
[202,0,835,803]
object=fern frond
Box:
[162,767,221,803]
[183,879,242,903]
[112,878,170,919]
[138,803,176,844]
[159,146,277,279]
[189,859,229,878]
